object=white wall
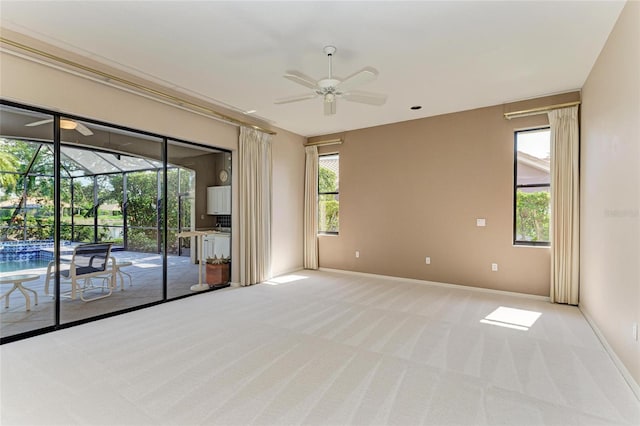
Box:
[0,49,305,282]
[580,0,640,390]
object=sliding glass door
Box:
[0,100,232,343]
[58,119,166,324]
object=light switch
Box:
[477,218,486,227]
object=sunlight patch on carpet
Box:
[264,274,309,285]
[480,306,541,331]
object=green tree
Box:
[70,177,97,219]
[115,171,158,227]
[319,167,337,192]
[319,197,339,232]
[318,166,339,232]
[0,139,56,239]
[0,139,55,199]
[110,171,159,252]
[516,190,550,241]
[0,150,19,192]
[166,168,194,254]
[0,139,39,169]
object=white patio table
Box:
[177,230,218,291]
[0,273,39,311]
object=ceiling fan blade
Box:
[336,68,378,92]
[283,72,319,90]
[324,99,336,116]
[274,93,318,104]
[75,122,94,136]
[342,90,388,106]
[25,118,54,127]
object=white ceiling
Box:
[0,1,625,137]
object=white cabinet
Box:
[207,186,231,215]
[201,234,231,261]
[213,234,230,258]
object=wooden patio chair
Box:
[44,243,116,301]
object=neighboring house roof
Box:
[518,152,550,173]
[100,203,121,212]
[319,157,339,176]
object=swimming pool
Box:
[0,239,67,261]
[0,259,50,273]
[0,240,71,273]
[0,240,124,274]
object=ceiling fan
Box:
[25,118,94,136]
[275,46,387,115]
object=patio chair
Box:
[44,243,116,302]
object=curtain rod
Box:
[504,101,581,120]
[0,37,276,135]
[305,138,343,147]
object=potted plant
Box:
[205,255,230,287]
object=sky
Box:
[517,129,550,159]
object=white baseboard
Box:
[579,306,640,401]
[318,267,550,302]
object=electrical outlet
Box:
[425,256,431,265]
[477,218,486,227]
[491,263,498,272]
[355,251,360,258]
[201,214,205,220]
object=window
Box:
[318,154,339,234]
[514,128,551,246]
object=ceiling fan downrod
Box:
[324,45,336,79]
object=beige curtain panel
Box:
[548,106,580,304]
[239,126,272,286]
[304,146,319,269]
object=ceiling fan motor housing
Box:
[318,79,340,89]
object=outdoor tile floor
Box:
[0,252,225,339]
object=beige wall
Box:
[0,48,305,283]
[312,92,579,296]
[581,1,640,388]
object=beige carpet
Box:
[1,269,639,425]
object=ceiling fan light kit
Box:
[59,119,77,130]
[275,45,387,116]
